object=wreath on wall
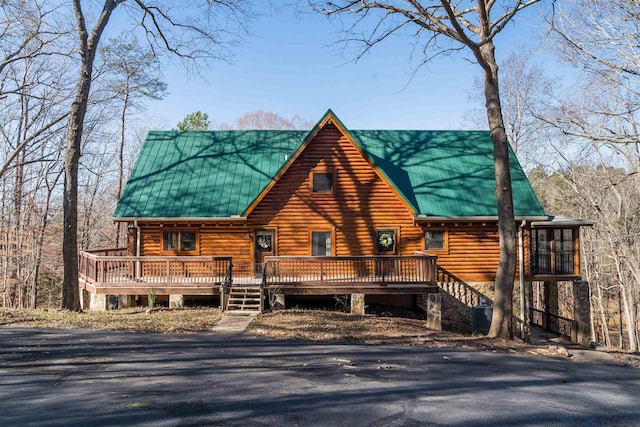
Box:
[378,232,394,250]
[257,236,271,250]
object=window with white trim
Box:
[311,231,332,256]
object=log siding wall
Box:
[249,124,422,257]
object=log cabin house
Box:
[79,110,593,335]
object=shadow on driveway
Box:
[1,326,639,426]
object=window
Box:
[376,229,396,253]
[311,231,332,256]
[163,230,197,252]
[425,230,446,251]
[531,228,574,275]
[311,171,334,193]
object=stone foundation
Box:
[89,293,108,311]
[425,293,442,331]
[350,293,365,315]
[439,281,495,333]
[572,280,591,346]
[169,294,184,309]
[439,280,529,337]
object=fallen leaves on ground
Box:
[247,309,536,354]
[0,307,223,334]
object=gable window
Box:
[311,231,332,256]
[311,171,334,193]
[425,230,447,252]
[531,228,575,275]
[163,230,197,252]
[376,229,397,254]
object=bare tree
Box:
[100,36,167,247]
[223,110,314,130]
[310,0,540,338]
[543,0,640,348]
[61,0,250,310]
[0,0,72,179]
[466,50,557,171]
[0,9,74,308]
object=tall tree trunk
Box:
[595,281,611,346]
[478,42,517,339]
[621,287,639,352]
[115,88,129,248]
[61,0,118,310]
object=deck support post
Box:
[572,280,591,346]
[89,293,108,311]
[425,292,442,331]
[169,294,184,309]
[350,293,365,315]
[118,295,134,309]
[272,293,286,310]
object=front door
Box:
[254,230,274,276]
[375,229,397,276]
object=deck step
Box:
[225,286,263,314]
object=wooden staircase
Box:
[224,286,262,314]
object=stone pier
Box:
[572,280,591,346]
[169,294,185,309]
[350,293,365,315]
[426,292,442,331]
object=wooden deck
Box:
[78,250,438,296]
[262,255,438,294]
[79,249,232,295]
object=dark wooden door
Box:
[375,229,397,277]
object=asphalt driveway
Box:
[1,326,639,426]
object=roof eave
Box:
[414,215,549,222]
[113,216,248,223]
[531,216,596,227]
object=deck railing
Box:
[530,307,573,338]
[79,251,232,287]
[85,247,128,257]
[79,250,437,289]
[263,254,437,285]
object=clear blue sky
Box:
[142,3,552,130]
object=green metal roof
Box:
[114,130,307,218]
[350,130,545,217]
[114,121,545,219]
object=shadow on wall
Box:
[437,267,494,334]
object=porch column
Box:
[350,293,365,315]
[169,294,185,309]
[572,280,591,346]
[425,292,442,331]
[543,281,558,330]
[89,293,108,311]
